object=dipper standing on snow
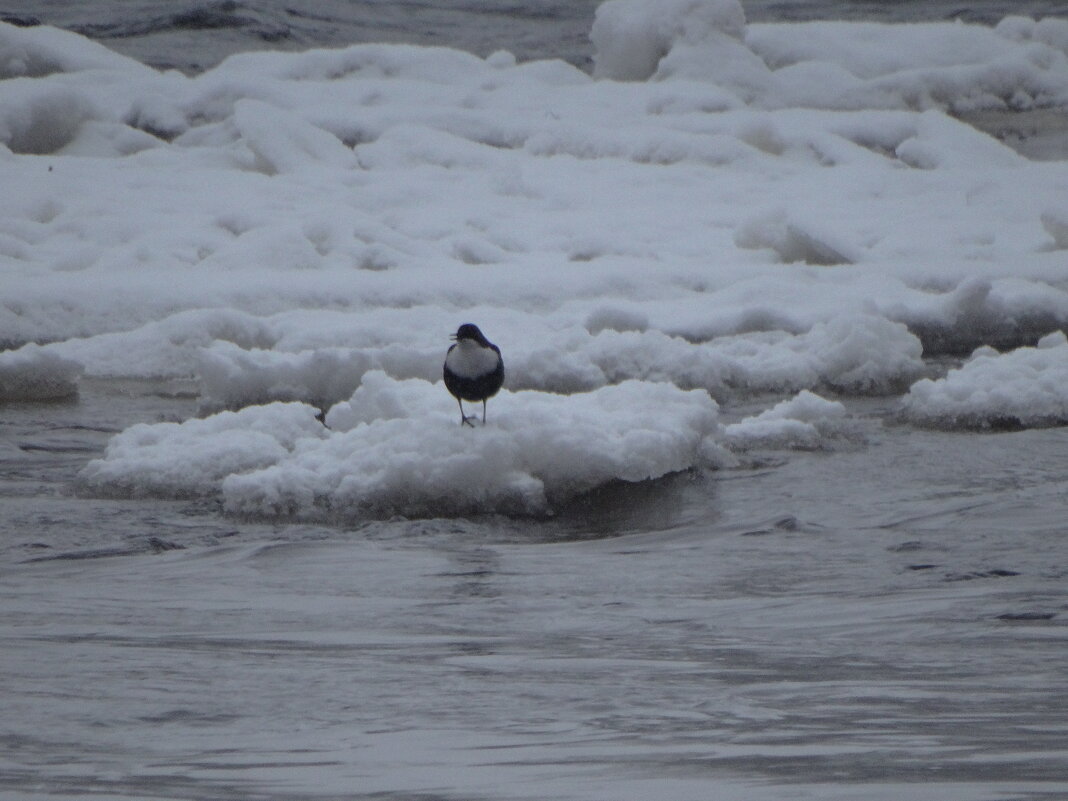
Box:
[443,323,504,426]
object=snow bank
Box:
[49,309,277,379]
[902,331,1068,429]
[2,9,1068,438]
[0,344,82,401]
[81,373,724,517]
[193,314,921,412]
[511,315,923,397]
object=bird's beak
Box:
[449,334,458,341]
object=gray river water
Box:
[2,379,1067,800]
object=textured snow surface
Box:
[82,374,725,517]
[902,330,1068,429]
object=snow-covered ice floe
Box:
[902,331,1068,430]
[81,373,727,517]
[80,371,864,517]
[6,0,1068,508]
[723,390,855,450]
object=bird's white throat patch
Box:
[446,339,500,378]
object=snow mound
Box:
[802,315,923,394]
[81,372,724,518]
[80,402,328,498]
[724,390,853,450]
[592,0,749,82]
[0,343,82,401]
[901,331,1068,429]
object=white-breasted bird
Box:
[443,323,504,427]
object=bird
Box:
[443,323,504,427]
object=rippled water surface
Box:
[3,380,1067,799]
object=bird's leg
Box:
[481,399,487,425]
[457,397,475,427]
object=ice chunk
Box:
[748,19,1068,111]
[231,375,722,517]
[901,331,1068,429]
[592,0,747,80]
[801,315,923,394]
[82,373,723,518]
[592,0,771,100]
[512,317,922,397]
[80,402,327,498]
[199,343,371,412]
[0,343,82,401]
[592,7,1068,110]
[735,208,859,265]
[894,111,1022,170]
[323,370,438,430]
[232,99,358,174]
[0,20,151,78]
[198,341,439,412]
[50,309,277,379]
[724,390,851,450]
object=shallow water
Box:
[2,379,1067,799]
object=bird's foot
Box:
[461,415,478,427]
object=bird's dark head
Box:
[451,323,488,345]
